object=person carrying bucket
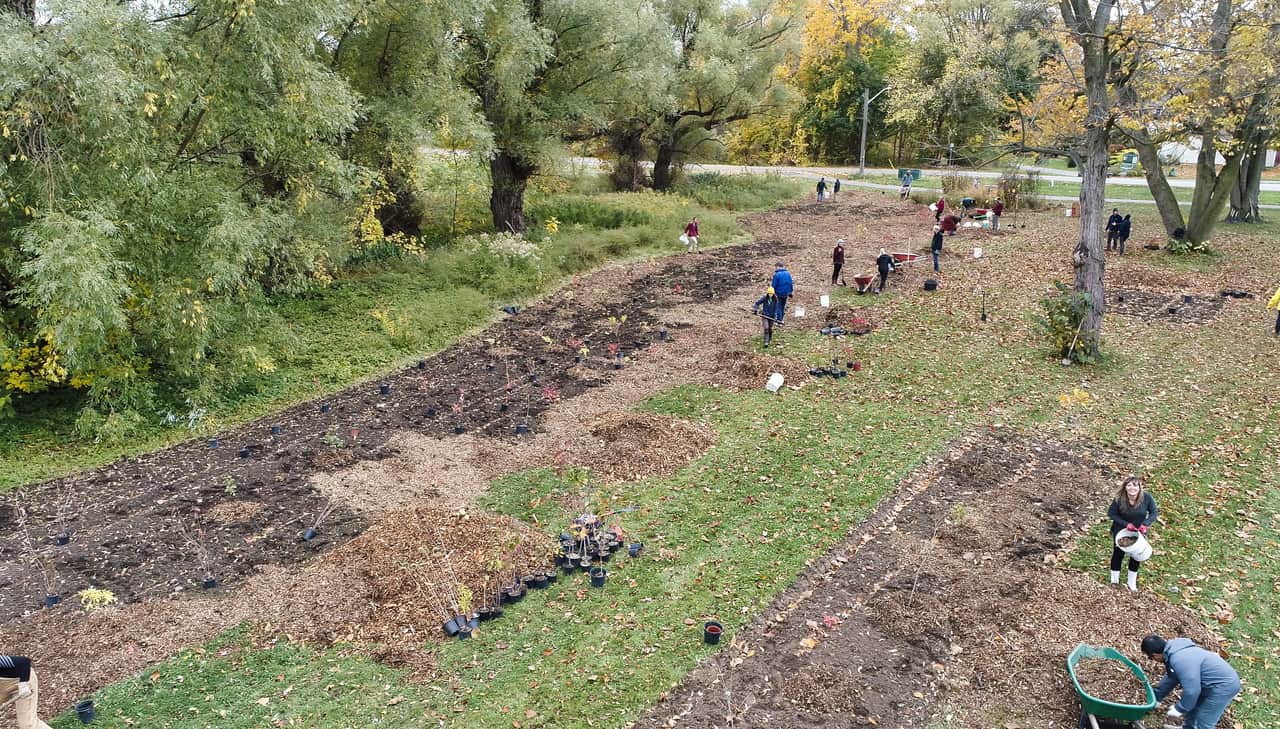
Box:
[683,216,700,253]
[1107,475,1159,592]
[752,287,783,347]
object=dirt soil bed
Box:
[0,237,793,624]
[1106,287,1224,324]
[636,430,1226,729]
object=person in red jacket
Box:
[940,213,959,235]
[831,239,846,285]
[991,198,1004,230]
[683,217,700,253]
[934,197,946,222]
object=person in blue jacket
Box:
[770,262,794,322]
[1106,475,1158,591]
[752,286,783,347]
[1142,635,1241,729]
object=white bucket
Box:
[1064,208,1074,217]
[1114,529,1152,562]
[765,372,784,393]
[820,294,830,308]
[973,247,983,259]
[794,306,806,318]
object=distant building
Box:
[1160,139,1278,167]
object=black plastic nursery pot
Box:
[418,359,428,369]
[1182,294,1193,303]
[426,407,436,418]
[270,424,283,435]
[238,447,251,458]
[628,543,643,558]
[454,425,466,434]
[515,423,530,435]
[202,578,218,590]
[589,567,608,588]
[44,594,59,608]
[379,383,391,395]
[56,533,70,546]
[703,621,723,645]
[75,699,96,724]
[302,528,317,541]
[544,570,558,584]
[499,403,508,412]
[457,626,473,640]
[208,438,220,449]
[320,403,332,414]
[442,615,466,636]
[659,328,669,342]
[531,574,550,589]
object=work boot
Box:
[1110,570,1121,587]
[1127,571,1138,592]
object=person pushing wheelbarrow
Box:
[752,286,784,347]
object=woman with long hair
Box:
[1106,476,1159,591]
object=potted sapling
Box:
[456,585,476,639]
[302,499,336,542]
[52,483,74,545]
[38,555,61,607]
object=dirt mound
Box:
[203,499,265,524]
[568,413,716,483]
[310,432,490,513]
[709,349,812,389]
[781,665,865,713]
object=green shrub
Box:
[527,197,652,229]
[1033,281,1098,363]
[672,172,805,210]
[1165,237,1211,255]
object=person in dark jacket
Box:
[1142,635,1241,729]
[752,286,783,347]
[991,199,1004,230]
[934,197,946,221]
[1118,214,1132,254]
[832,239,846,285]
[1107,475,1158,591]
[875,248,894,293]
[816,177,827,202]
[930,225,943,273]
[770,262,794,321]
[833,178,841,197]
[1106,208,1123,251]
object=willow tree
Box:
[644,0,799,190]
[457,0,671,233]
[0,0,358,430]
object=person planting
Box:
[934,196,946,221]
[752,286,783,347]
[1141,634,1241,729]
[770,261,794,322]
[991,198,1003,230]
[940,213,959,236]
[1107,476,1158,591]
[832,239,846,285]
[930,225,943,274]
[875,248,894,293]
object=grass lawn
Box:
[36,197,1280,727]
[0,173,807,491]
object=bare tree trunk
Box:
[1060,0,1115,357]
[652,134,678,191]
[608,122,648,192]
[1227,133,1266,223]
[489,151,535,234]
[1133,139,1185,237]
[1185,136,1241,244]
[5,0,34,19]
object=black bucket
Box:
[76,699,96,724]
[703,621,723,645]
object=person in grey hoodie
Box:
[1141,635,1241,729]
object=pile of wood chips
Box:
[570,412,716,483]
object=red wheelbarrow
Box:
[891,251,922,267]
[851,273,877,294]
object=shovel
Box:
[748,309,785,325]
[1062,317,1085,365]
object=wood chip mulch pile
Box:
[568,412,716,483]
[1073,658,1149,707]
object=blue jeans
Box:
[1184,680,1241,729]
[775,295,788,322]
[931,250,940,273]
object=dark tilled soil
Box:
[0,238,793,623]
[634,431,1220,729]
[1106,287,1224,323]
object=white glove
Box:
[1166,706,1183,718]
[16,682,32,698]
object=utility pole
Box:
[859,85,892,176]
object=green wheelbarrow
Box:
[1067,643,1157,729]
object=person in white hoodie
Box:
[1142,635,1241,729]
